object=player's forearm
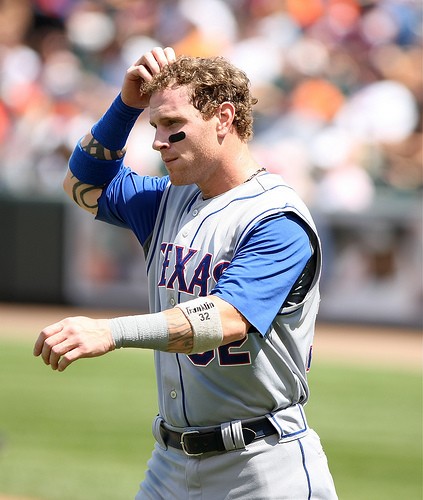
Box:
[165,307,194,353]
[110,308,193,354]
[91,92,143,151]
[110,296,249,354]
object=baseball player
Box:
[34,47,338,499]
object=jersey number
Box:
[188,338,251,367]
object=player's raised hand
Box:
[121,46,176,109]
[33,316,115,372]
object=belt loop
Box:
[220,420,246,451]
[221,422,236,451]
[230,420,246,449]
[269,404,309,443]
[153,415,167,450]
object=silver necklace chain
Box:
[244,167,266,183]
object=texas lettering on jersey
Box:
[157,242,230,297]
[157,241,252,367]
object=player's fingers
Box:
[129,47,175,79]
[141,51,162,76]
[33,321,64,357]
[40,331,68,366]
[48,338,76,370]
[57,347,83,372]
[126,63,155,83]
[152,46,175,68]
[163,46,176,63]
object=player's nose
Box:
[152,131,169,151]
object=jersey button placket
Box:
[170,390,177,399]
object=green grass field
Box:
[0,338,421,500]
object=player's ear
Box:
[216,102,235,138]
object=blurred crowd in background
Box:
[0,0,421,324]
[0,0,421,212]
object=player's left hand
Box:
[33,316,115,372]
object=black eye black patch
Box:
[169,131,186,143]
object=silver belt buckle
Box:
[180,430,202,456]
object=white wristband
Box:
[176,297,223,354]
[110,312,168,350]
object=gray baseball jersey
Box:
[96,168,338,499]
[144,173,321,428]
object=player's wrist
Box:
[91,93,143,151]
[110,312,169,351]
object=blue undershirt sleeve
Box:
[96,168,170,246]
[210,213,314,336]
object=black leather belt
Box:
[160,417,277,456]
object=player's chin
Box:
[166,170,191,186]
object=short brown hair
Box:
[140,55,258,142]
